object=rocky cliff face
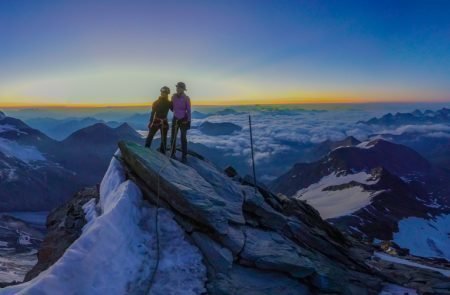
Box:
[7,142,449,295]
[116,142,449,294]
[23,187,99,282]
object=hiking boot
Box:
[181,156,187,163]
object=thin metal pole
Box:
[249,115,257,192]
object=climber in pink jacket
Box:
[170,82,191,163]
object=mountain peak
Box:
[115,122,134,132]
[62,122,141,145]
[0,110,5,120]
[331,139,431,174]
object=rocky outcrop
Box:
[24,186,99,281]
[118,141,450,294]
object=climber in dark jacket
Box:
[145,86,171,154]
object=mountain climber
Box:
[145,86,171,153]
[170,82,191,163]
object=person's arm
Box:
[186,96,191,121]
[149,101,156,128]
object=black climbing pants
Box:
[145,123,168,153]
[170,118,188,158]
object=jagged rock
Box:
[119,141,245,234]
[224,166,238,178]
[207,265,311,295]
[216,225,245,256]
[24,186,99,281]
[241,185,286,230]
[192,232,233,274]
[240,227,316,278]
[116,143,450,293]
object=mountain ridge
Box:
[0,114,142,211]
[4,141,449,294]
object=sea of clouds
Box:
[188,107,450,163]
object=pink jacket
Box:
[171,93,191,121]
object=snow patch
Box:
[356,141,376,149]
[379,284,417,295]
[0,124,19,134]
[375,252,450,277]
[0,138,46,163]
[1,152,207,294]
[295,172,382,219]
[393,214,450,261]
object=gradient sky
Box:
[1,0,450,106]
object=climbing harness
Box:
[150,117,168,128]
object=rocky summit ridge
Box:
[9,141,450,295]
[117,141,449,294]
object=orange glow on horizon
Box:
[1,95,448,109]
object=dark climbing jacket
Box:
[149,96,171,128]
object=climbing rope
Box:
[145,122,179,294]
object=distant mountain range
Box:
[359,107,450,126]
[0,114,142,211]
[25,117,122,140]
[358,107,450,172]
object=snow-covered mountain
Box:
[2,142,449,294]
[0,113,142,211]
[54,122,142,185]
[0,115,81,211]
[271,139,450,259]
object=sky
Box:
[1,0,450,106]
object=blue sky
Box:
[1,0,450,106]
